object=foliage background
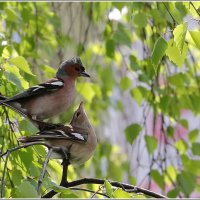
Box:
[0,2,200,198]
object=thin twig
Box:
[37,148,53,193]
[190,2,200,17]
[162,2,177,28]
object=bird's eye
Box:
[75,67,80,71]
[76,111,81,117]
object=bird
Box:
[0,57,90,123]
[18,101,97,166]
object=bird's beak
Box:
[79,101,84,109]
[80,71,90,78]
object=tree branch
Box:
[42,178,168,198]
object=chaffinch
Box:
[18,102,97,165]
[0,57,90,121]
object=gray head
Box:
[56,57,90,79]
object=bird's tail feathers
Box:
[18,136,44,143]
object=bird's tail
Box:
[18,135,44,143]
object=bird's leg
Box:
[37,148,53,194]
[60,147,71,186]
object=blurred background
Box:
[0,2,200,198]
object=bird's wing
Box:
[18,126,88,143]
[0,78,64,104]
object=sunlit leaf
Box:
[166,39,188,67]
[112,188,131,198]
[76,82,96,103]
[130,87,143,105]
[189,31,200,49]
[5,8,18,22]
[10,56,34,76]
[188,129,199,143]
[104,180,112,197]
[175,140,188,154]
[120,76,131,91]
[173,23,188,54]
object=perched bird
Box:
[18,102,97,165]
[0,57,90,122]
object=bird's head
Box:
[70,101,90,128]
[56,57,90,79]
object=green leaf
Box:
[181,154,200,175]
[52,185,79,198]
[151,37,168,69]
[5,8,18,22]
[175,140,187,154]
[191,143,200,156]
[130,87,143,105]
[125,123,142,144]
[177,171,196,197]
[120,76,131,91]
[189,31,200,49]
[165,166,177,184]
[106,39,115,58]
[166,39,188,67]
[10,56,34,76]
[144,135,157,155]
[104,180,112,197]
[167,188,180,198]
[11,170,23,186]
[15,180,38,198]
[188,129,199,143]
[2,45,12,59]
[166,126,174,138]
[151,169,164,189]
[129,55,140,71]
[179,119,188,129]
[112,188,131,198]
[113,23,132,47]
[76,82,96,103]
[133,12,147,29]
[169,73,184,88]
[173,23,188,54]
[3,64,29,90]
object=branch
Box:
[37,148,53,193]
[42,178,168,198]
